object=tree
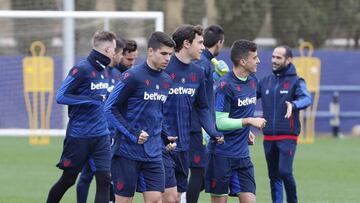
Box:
[75,0,96,55]
[271,0,335,47]
[12,0,58,54]
[216,0,269,47]
[183,0,206,25]
[336,0,360,49]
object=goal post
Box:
[0,10,164,137]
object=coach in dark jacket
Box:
[257,45,312,203]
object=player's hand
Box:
[215,136,225,144]
[247,117,267,129]
[165,136,177,151]
[248,131,256,145]
[285,101,293,119]
[165,142,177,151]
[138,130,149,144]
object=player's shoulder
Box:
[68,59,92,77]
[160,71,172,81]
[193,57,211,71]
[217,75,232,90]
[75,59,92,69]
[190,63,206,77]
[248,74,258,83]
[120,67,140,84]
[258,73,273,84]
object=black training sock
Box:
[186,167,205,203]
[46,170,78,203]
[94,171,111,203]
[109,182,115,202]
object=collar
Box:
[87,49,111,71]
[144,62,163,76]
[272,63,296,77]
[115,63,129,73]
[202,49,214,61]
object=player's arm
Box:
[284,79,312,118]
[256,78,262,99]
[215,82,266,130]
[194,76,223,143]
[292,79,312,110]
[104,73,141,143]
[56,67,103,105]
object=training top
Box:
[105,66,122,138]
[56,49,111,138]
[209,71,258,158]
[163,54,220,152]
[105,62,172,161]
[257,63,312,138]
[191,49,216,135]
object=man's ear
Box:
[286,57,292,65]
[148,47,154,56]
[183,40,191,49]
[240,58,247,67]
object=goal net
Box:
[0,10,163,137]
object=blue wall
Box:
[0,49,359,133]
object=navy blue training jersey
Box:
[163,54,220,152]
[105,66,122,138]
[56,50,111,138]
[105,66,122,94]
[209,72,258,158]
[105,62,172,161]
[191,49,216,134]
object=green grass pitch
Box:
[0,136,359,202]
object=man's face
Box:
[272,47,289,70]
[148,46,174,71]
[243,51,260,74]
[121,50,138,68]
[188,34,205,60]
[213,39,224,57]
[110,48,123,66]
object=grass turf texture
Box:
[0,136,359,202]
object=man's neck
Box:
[233,66,250,78]
[175,51,192,64]
[146,58,161,72]
[207,46,217,57]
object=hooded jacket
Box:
[257,63,312,139]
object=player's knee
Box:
[278,169,293,179]
[61,170,78,187]
[162,192,179,203]
[95,171,111,186]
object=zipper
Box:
[273,77,279,135]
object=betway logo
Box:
[144,92,167,103]
[91,82,109,90]
[168,87,196,97]
[238,97,256,107]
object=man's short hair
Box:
[172,24,203,52]
[123,39,137,53]
[92,30,117,48]
[148,31,176,50]
[230,39,257,66]
[203,25,224,48]
[277,45,293,58]
[115,39,125,53]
